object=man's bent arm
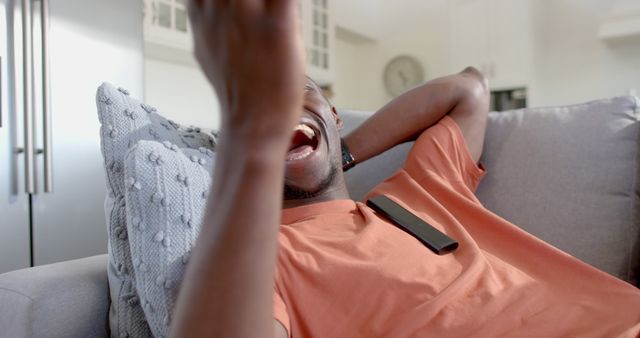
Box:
[344,67,489,164]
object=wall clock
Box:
[383,55,425,97]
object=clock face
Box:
[383,55,425,97]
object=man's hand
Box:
[170,2,304,338]
[188,0,305,137]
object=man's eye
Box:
[304,85,314,92]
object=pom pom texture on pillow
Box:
[96,83,217,337]
[124,140,214,337]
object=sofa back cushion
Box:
[340,96,640,285]
[475,96,639,285]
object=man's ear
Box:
[332,106,344,130]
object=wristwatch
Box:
[341,138,356,172]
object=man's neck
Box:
[283,184,351,209]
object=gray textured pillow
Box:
[96,83,217,337]
[476,96,640,285]
[124,140,214,338]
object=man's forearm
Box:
[344,67,487,165]
[170,132,289,338]
[172,0,303,337]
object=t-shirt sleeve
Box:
[273,289,291,337]
[403,115,485,191]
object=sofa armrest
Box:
[0,254,109,338]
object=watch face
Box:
[384,55,425,97]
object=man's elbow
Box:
[458,66,490,111]
[460,66,489,92]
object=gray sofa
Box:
[1,97,639,338]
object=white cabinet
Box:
[599,0,640,43]
[144,0,192,51]
[300,0,335,85]
[449,0,533,90]
[142,0,336,85]
[143,0,195,66]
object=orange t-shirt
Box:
[274,116,640,337]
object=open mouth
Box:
[287,122,320,162]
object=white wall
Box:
[332,39,382,111]
[333,0,640,110]
[530,0,640,107]
[334,0,383,39]
[332,0,453,111]
[144,58,221,129]
[143,0,640,120]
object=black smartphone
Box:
[366,195,459,255]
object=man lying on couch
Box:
[170,0,640,337]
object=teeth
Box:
[294,124,316,139]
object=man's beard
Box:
[283,158,339,200]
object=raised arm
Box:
[344,67,489,165]
[170,1,303,338]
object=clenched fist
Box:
[188,0,305,139]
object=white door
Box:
[449,0,489,74]
[487,0,532,89]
